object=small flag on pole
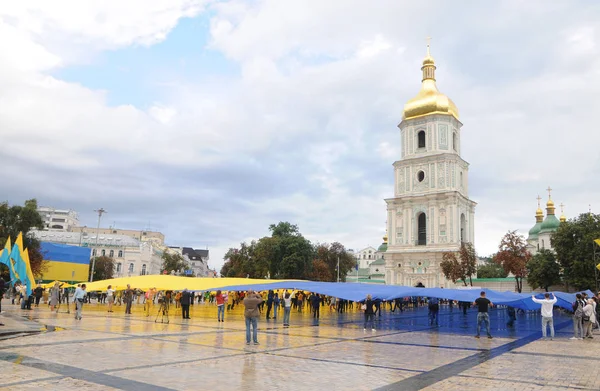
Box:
[594,239,600,247]
[597,263,600,272]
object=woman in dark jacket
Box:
[364,294,375,331]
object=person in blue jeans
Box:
[474,291,494,339]
[243,290,263,345]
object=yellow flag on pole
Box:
[595,239,600,247]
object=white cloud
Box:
[2,0,600,271]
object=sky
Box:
[1,1,599,271]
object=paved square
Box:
[0,301,598,390]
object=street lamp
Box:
[89,208,106,282]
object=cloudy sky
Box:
[1,1,599,271]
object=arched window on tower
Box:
[417,213,427,245]
[453,133,457,152]
[418,131,426,149]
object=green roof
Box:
[370,258,385,266]
[539,214,560,233]
[528,222,542,239]
[377,242,388,252]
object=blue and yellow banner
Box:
[40,242,91,282]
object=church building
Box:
[527,190,566,255]
[383,44,476,288]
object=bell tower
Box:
[384,42,477,287]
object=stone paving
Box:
[0,300,598,390]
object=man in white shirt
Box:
[532,293,557,340]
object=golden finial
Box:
[536,195,542,208]
[426,36,431,55]
[535,195,544,222]
[383,221,388,243]
[545,186,555,210]
[560,203,566,222]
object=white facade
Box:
[168,247,211,277]
[31,231,163,277]
[355,246,378,269]
[384,51,476,288]
[37,207,79,231]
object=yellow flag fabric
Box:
[40,281,76,289]
[595,239,600,247]
[597,263,600,272]
[85,275,293,292]
[23,248,37,288]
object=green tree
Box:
[313,242,355,282]
[552,213,600,290]
[477,256,508,279]
[526,249,562,292]
[0,199,46,278]
[89,256,115,282]
[440,251,463,285]
[161,252,187,275]
[494,231,532,293]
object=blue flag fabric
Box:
[11,242,32,296]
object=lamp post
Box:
[337,255,340,282]
[594,244,599,293]
[89,208,106,282]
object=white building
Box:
[354,246,378,269]
[31,231,163,277]
[383,45,477,288]
[37,207,80,231]
[168,247,211,277]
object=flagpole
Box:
[90,208,106,282]
[337,255,340,283]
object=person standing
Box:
[180,288,192,319]
[283,291,292,326]
[106,285,115,313]
[0,278,5,315]
[49,282,60,312]
[474,291,493,339]
[216,290,225,322]
[273,293,280,320]
[266,290,274,320]
[124,284,134,314]
[363,294,375,331]
[243,290,263,345]
[571,293,586,340]
[311,293,321,319]
[34,285,43,307]
[74,284,86,320]
[531,293,557,339]
[583,299,596,339]
[428,297,439,326]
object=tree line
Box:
[441,213,600,292]
[220,222,356,281]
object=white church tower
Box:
[384,43,476,287]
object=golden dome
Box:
[546,199,555,208]
[383,233,388,243]
[560,214,567,223]
[403,44,459,121]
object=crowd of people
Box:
[1,281,598,346]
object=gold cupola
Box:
[559,203,567,223]
[403,41,459,121]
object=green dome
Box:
[377,242,388,252]
[539,214,560,234]
[528,222,542,239]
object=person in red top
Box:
[216,290,225,322]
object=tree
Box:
[477,256,508,279]
[312,242,355,282]
[440,252,463,285]
[89,256,115,282]
[526,249,562,292]
[161,252,187,275]
[0,199,46,278]
[552,213,600,290]
[494,231,532,293]
[441,243,477,286]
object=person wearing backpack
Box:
[571,293,586,340]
